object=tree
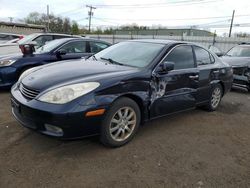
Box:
[71,21,79,35]
[24,12,76,34]
[63,18,71,33]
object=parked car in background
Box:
[11,40,233,147]
[210,43,250,91]
[0,38,110,88]
[0,33,24,44]
[0,33,80,56]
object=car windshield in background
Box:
[35,39,64,54]
[94,41,165,68]
[18,33,38,45]
[226,46,250,57]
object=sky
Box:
[1,0,250,35]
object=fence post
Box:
[212,31,216,45]
[112,33,115,44]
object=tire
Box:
[100,97,141,147]
[204,84,223,111]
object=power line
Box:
[92,14,250,22]
[90,0,221,9]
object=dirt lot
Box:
[0,89,250,188]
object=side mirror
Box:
[56,49,67,57]
[156,61,174,74]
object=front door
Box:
[56,40,90,61]
[150,45,199,118]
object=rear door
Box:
[150,45,199,118]
[193,45,218,104]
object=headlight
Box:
[0,60,16,67]
[18,67,36,82]
[38,82,100,104]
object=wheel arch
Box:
[114,93,148,124]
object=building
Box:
[115,28,214,37]
[0,21,45,35]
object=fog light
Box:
[44,124,63,136]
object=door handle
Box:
[189,75,199,79]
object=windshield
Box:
[94,41,165,68]
[18,33,39,45]
[226,45,250,57]
[35,39,64,54]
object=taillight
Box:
[19,35,24,39]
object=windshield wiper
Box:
[100,57,125,66]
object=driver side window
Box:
[59,41,87,53]
[164,45,195,70]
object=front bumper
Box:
[0,66,17,88]
[11,85,108,139]
[233,74,250,90]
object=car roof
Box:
[31,33,82,38]
[128,39,187,45]
[51,37,111,44]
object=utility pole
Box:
[86,5,96,33]
[47,5,50,32]
[8,17,13,23]
[229,10,235,37]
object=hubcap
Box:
[109,107,137,142]
[211,87,221,108]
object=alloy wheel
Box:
[109,107,137,142]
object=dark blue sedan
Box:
[0,38,110,88]
[11,40,233,147]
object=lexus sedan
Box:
[0,38,110,88]
[11,40,233,147]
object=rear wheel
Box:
[204,84,223,111]
[100,97,141,147]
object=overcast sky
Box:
[1,0,250,35]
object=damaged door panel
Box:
[150,69,199,118]
[149,44,199,118]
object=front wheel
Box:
[204,84,223,111]
[100,97,141,147]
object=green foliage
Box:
[25,12,74,34]
[71,21,79,35]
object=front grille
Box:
[19,84,40,100]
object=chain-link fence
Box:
[88,34,250,53]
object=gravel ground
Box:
[0,89,250,188]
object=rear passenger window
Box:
[165,45,195,70]
[90,42,109,53]
[59,41,87,53]
[34,35,53,47]
[54,35,70,39]
[194,46,214,65]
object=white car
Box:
[0,33,81,56]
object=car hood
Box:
[220,56,250,67]
[0,53,22,60]
[21,59,139,91]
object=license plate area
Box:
[11,98,21,113]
